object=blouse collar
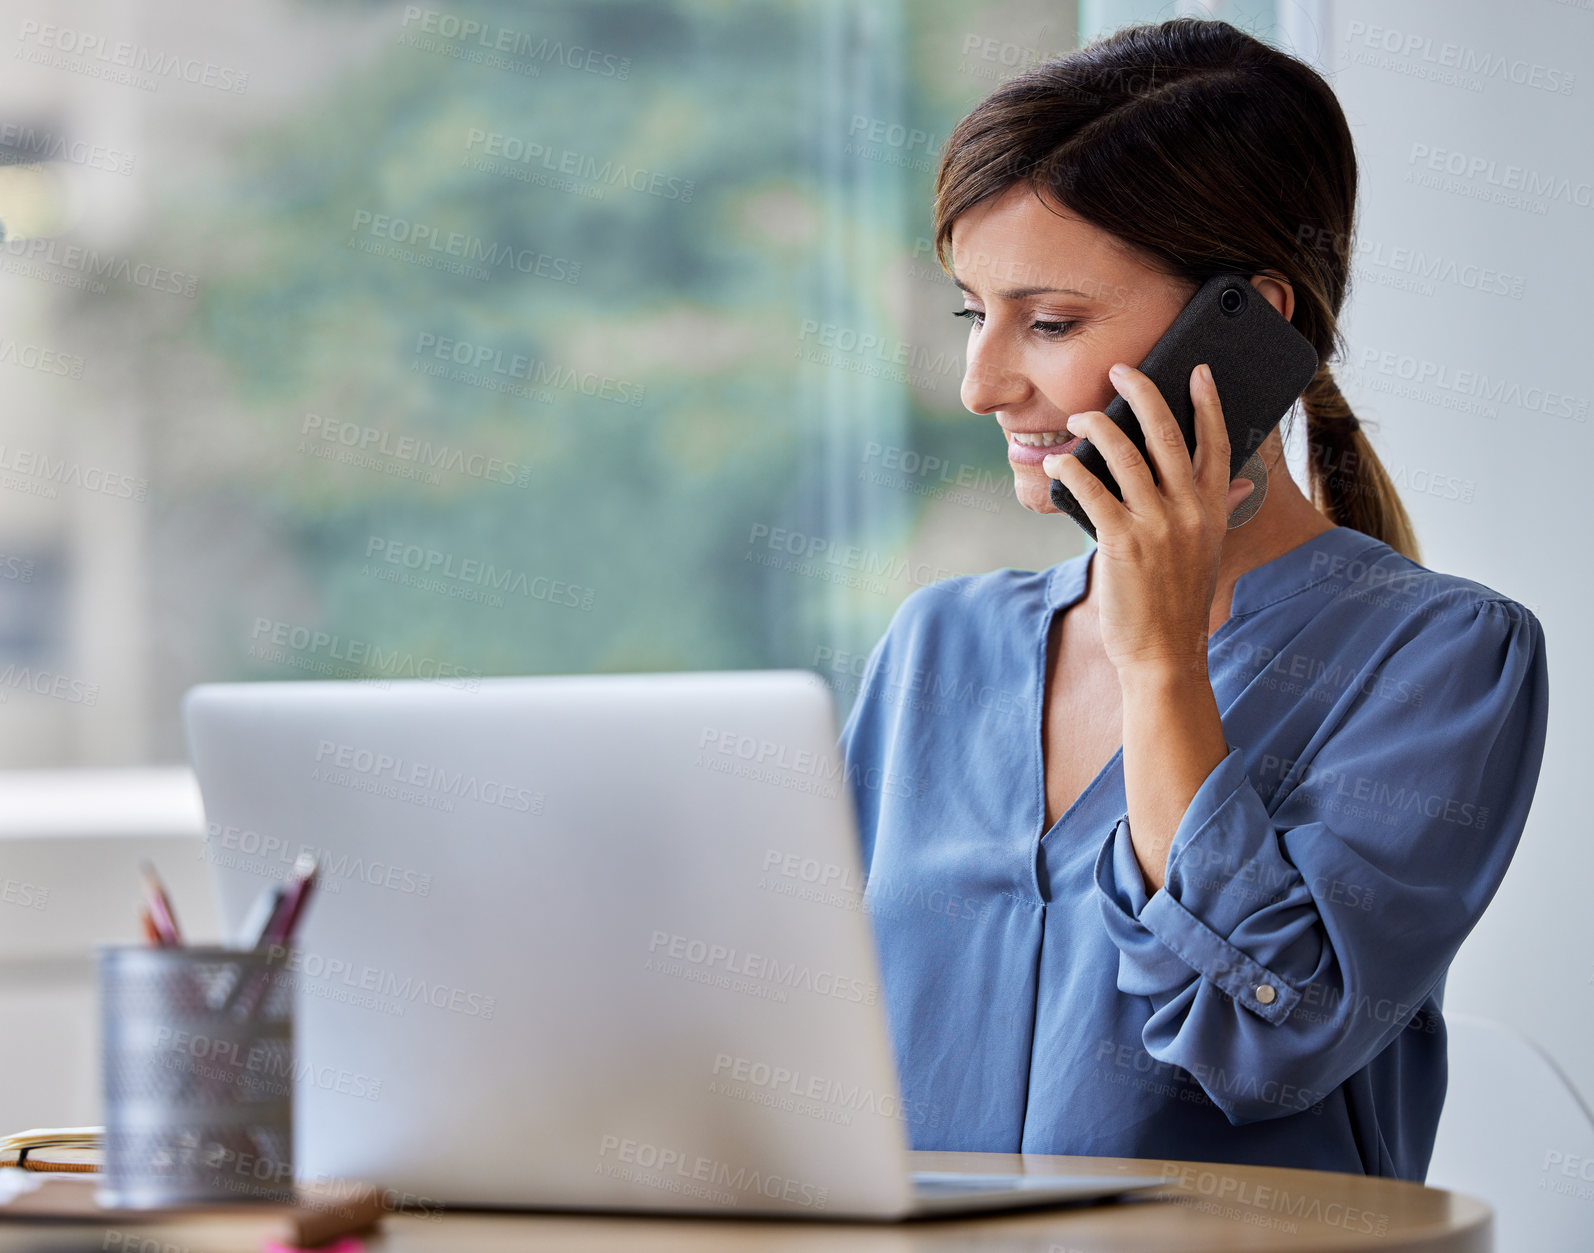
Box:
[1043,525,1388,617]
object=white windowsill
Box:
[0,768,205,839]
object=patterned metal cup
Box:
[98,945,296,1208]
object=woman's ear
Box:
[1248,270,1295,322]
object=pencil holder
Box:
[98,945,297,1208]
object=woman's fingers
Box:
[1189,362,1233,505]
[1108,363,1198,503]
[1061,408,1158,512]
[1043,444,1130,533]
[1045,361,1244,534]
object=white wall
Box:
[0,771,215,1126]
[1325,0,1593,1105]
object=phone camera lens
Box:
[1220,286,1245,315]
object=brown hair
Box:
[932,17,1419,560]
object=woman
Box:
[839,19,1548,1181]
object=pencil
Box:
[139,860,182,947]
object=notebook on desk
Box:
[184,672,1167,1220]
[0,1128,101,1173]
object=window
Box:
[0,0,1088,767]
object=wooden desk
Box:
[364,1151,1491,1251]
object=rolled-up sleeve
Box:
[1094,595,1549,1124]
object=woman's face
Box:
[950,184,1199,515]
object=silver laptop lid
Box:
[185,671,918,1218]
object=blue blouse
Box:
[836,524,1548,1180]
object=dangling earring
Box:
[1226,452,1268,529]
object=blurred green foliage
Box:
[119,0,1024,723]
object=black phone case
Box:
[1047,272,1319,538]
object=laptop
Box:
[184,670,1167,1220]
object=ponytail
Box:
[1301,366,1420,563]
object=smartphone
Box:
[1047,272,1319,538]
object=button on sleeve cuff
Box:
[1094,745,1300,1024]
